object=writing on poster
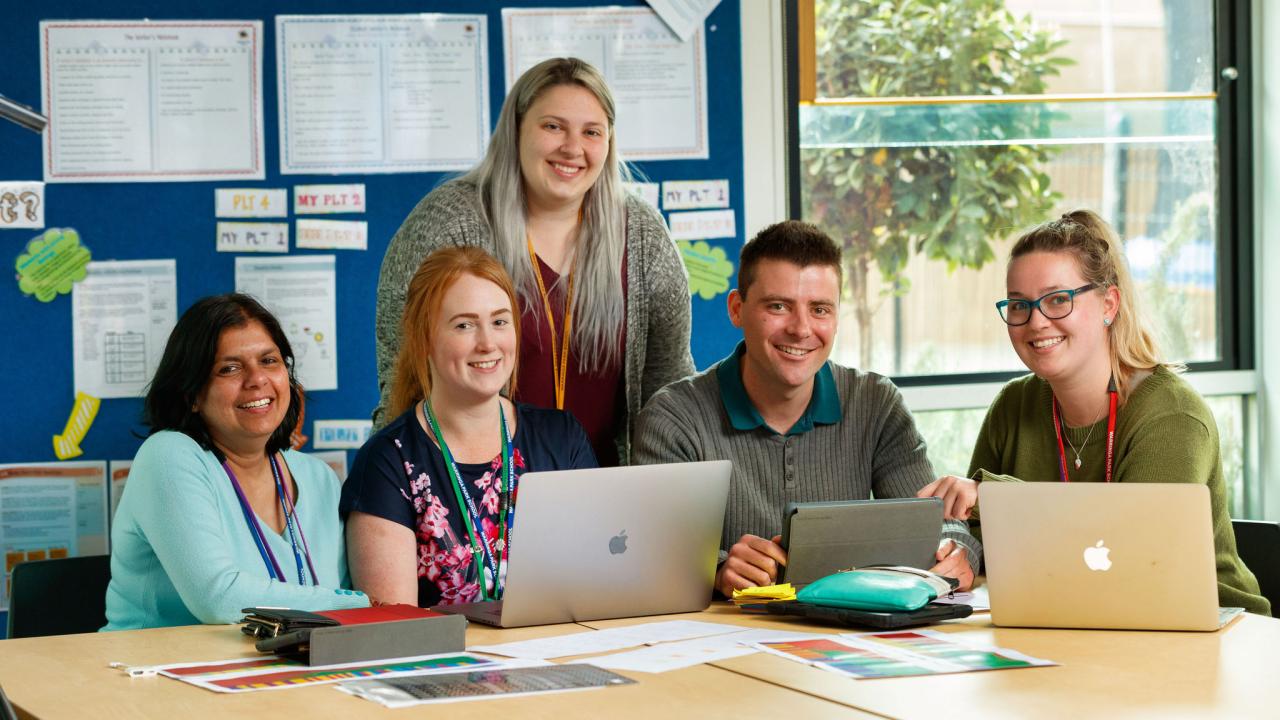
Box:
[72,259,177,399]
[313,420,373,450]
[296,220,367,251]
[294,184,366,215]
[679,241,734,300]
[0,182,45,230]
[235,256,337,391]
[217,223,289,253]
[53,391,100,460]
[662,180,729,210]
[668,209,736,241]
[15,228,91,302]
[215,188,287,218]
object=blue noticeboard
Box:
[0,0,745,473]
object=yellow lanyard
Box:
[526,236,574,410]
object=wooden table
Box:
[3,604,1276,719]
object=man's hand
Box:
[715,534,788,597]
[928,539,974,592]
[916,475,980,520]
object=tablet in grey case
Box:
[780,498,943,585]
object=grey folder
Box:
[780,498,943,585]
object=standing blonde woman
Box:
[375,57,693,466]
[918,210,1268,615]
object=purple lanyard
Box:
[223,455,318,585]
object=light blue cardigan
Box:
[103,431,368,630]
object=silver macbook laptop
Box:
[435,460,731,628]
[980,482,1241,631]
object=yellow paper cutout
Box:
[53,391,100,460]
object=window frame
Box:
[784,0,1255,386]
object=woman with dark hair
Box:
[103,294,369,630]
[375,57,694,466]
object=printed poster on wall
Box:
[0,462,108,611]
[276,14,489,175]
[40,20,265,183]
[235,255,338,391]
[72,260,178,400]
[502,6,709,160]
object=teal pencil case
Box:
[795,566,958,612]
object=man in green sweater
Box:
[633,221,980,598]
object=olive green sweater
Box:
[969,366,1269,616]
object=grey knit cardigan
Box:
[373,179,696,463]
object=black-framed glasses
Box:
[996,283,1098,326]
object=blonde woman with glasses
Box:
[917,210,1269,616]
[375,57,694,466]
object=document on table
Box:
[276,14,489,174]
[467,620,743,659]
[587,628,824,673]
[0,461,108,611]
[72,260,177,399]
[755,629,1056,680]
[338,663,633,708]
[932,585,991,611]
[154,652,498,693]
[41,20,265,183]
[502,6,709,160]
[235,256,338,391]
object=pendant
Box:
[1074,458,1082,470]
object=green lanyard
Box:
[422,399,514,601]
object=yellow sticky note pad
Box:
[53,391,100,460]
[732,583,797,604]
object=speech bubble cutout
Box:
[679,240,734,300]
[15,228,91,302]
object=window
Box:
[792,0,1247,379]
[789,0,1257,511]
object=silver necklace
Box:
[1063,410,1105,470]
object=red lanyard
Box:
[1052,377,1118,483]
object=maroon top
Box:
[515,254,628,467]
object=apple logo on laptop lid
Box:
[609,530,628,555]
[1083,540,1112,571]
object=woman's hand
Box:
[916,475,979,520]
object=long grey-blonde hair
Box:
[461,57,630,374]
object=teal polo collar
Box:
[715,341,841,436]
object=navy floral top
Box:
[341,402,597,607]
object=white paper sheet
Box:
[647,0,722,42]
[932,585,991,611]
[467,620,742,660]
[276,14,489,175]
[41,21,265,183]
[668,209,736,240]
[502,7,709,160]
[235,255,338,391]
[295,219,367,250]
[216,222,289,253]
[0,461,108,611]
[72,260,177,399]
[586,628,823,673]
[662,179,729,209]
[215,188,287,218]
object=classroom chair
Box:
[7,555,111,638]
[1232,519,1280,614]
